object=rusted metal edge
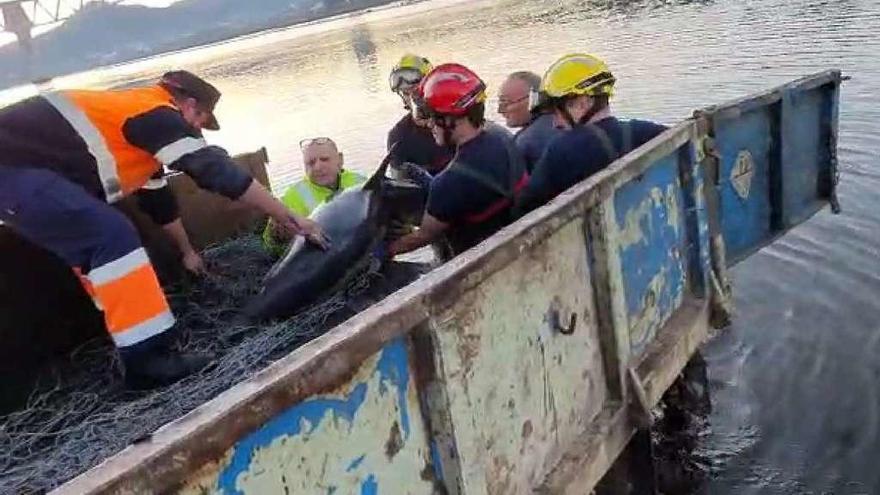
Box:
[535,299,710,494]
[633,297,710,406]
[56,121,695,494]
[700,69,841,121]
[534,404,632,494]
[586,204,627,403]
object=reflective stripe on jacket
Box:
[44,86,207,202]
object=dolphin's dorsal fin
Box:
[364,142,399,191]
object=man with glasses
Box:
[386,54,454,177]
[0,70,328,389]
[514,54,667,217]
[498,71,564,173]
[263,137,365,256]
[387,63,528,262]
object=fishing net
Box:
[0,234,423,494]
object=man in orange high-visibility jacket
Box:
[0,71,329,390]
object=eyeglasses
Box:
[497,95,529,112]
[299,137,336,150]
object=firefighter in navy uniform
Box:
[515,54,667,216]
[0,71,328,389]
[387,63,528,261]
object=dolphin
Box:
[243,151,426,322]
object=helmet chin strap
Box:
[577,102,602,126]
[398,92,412,111]
[555,99,577,129]
[434,115,456,146]
[557,96,600,128]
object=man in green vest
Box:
[263,137,365,256]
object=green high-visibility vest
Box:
[263,169,365,256]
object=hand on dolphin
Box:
[290,215,332,250]
[235,182,332,250]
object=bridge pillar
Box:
[1,2,33,52]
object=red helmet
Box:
[418,63,487,117]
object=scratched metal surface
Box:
[426,220,607,494]
[180,337,435,495]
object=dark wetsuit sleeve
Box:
[123,106,253,200]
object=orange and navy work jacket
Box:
[0,85,252,224]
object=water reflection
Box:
[349,25,381,94]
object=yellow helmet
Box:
[540,53,616,100]
[390,54,433,93]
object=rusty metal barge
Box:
[41,70,845,494]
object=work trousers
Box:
[0,165,174,348]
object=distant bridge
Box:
[0,0,124,50]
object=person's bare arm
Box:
[237,181,330,249]
[161,218,205,274]
[388,214,449,256]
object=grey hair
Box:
[507,71,542,91]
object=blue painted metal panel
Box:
[709,73,841,265]
[614,152,688,353]
[781,86,833,227]
[714,107,775,262]
[678,142,711,299]
[213,337,424,495]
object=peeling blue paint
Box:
[214,338,413,494]
[615,154,687,352]
[679,143,710,296]
[360,474,378,495]
[347,455,366,473]
[216,383,368,494]
[376,338,411,439]
[429,440,444,482]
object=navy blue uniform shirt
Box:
[427,128,526,257]
[514,113,564,173]
[516,116,667,216]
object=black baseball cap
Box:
[159,70,221,130]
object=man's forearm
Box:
[162,218,197,256]
[237,181,292,222]
[389,229,436,256]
